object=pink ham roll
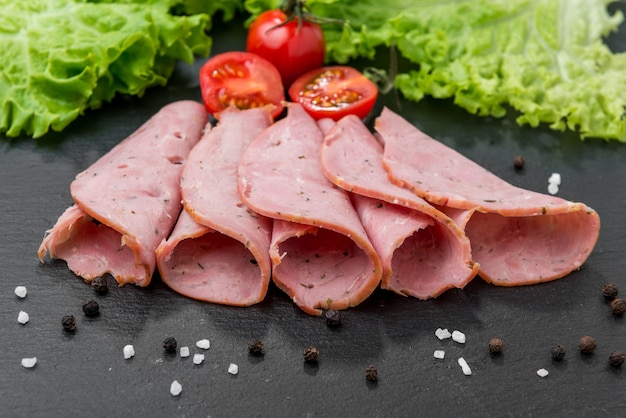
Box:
[156,107,273,306]
[38,101,208,286]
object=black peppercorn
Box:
[609,351,625,367]
[303,346,319,363]
[579,336,596,354]
[324,309,342,328]
[365,365,378,382]
[163,337,177,354]
[602,283,619,299]
[610,298,626,315]
[91,276,108,294]
[82,300,100,317]
[248,339,265,356]
[488,338,503,353]
[62,315,76,332]
[551,344,566,361]
[513,155,525,170]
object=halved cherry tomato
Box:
[288,66,378,121]
[199,51,285,118]
[246,10,325,88]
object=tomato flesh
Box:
[289,66,378,121]
[199,51,285,118]
[246,10,325,88]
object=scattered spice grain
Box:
[62,315,76,332]
[303,346,319,363]
[602,283,619,299]
[163,337,177,354]
[324,309,342,328]
[365,365,378,382]
[608,351,625,367]
[14,286,27,299]
[248,339,265,356]
[551,344,566,361]
[91,276,108,294]
[513,155,525,170]
[82,300,100,317]
[488,338,503,353]
[610,298,626,315]
[579,336,597,354]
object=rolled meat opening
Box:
[320,115,478,299]
[377,107,601,286]
[156,107,273,306]
[238,104,382,315]
[38,101,208,286]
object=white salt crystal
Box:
[21,357,37,368]
[228,363,239,375]
[14,286,27,298]
[179,346,190,358]
[452,330,466,344]
[457,357,472,376]
[193,353,205,365]
[548,173,561,185]
[537,368,549,377]
[123,345,135,359]
[435,328,451,340]
[547,183,559,195]
[433,350,445,359]
[196,339,211,350]
[170,380,182,396]
[17,311,29,324]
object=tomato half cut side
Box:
[288,66,378,121]
[199,51,285,118]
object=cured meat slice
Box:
[377,107,601,286]
[38,100,207,286]
[156,107,273,306]
[320,115,478,298]
[238,104,382,315]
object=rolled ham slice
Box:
[320,115,479,298]
[156,107,273,306]
[38,101,208,286]
[238,104,382,315]
[377,107,601,286]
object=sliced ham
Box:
[377,107,601,286]
[238,104,382,315]
[38,101,208,286]
[320,115,478,299]
[156,107,273,306]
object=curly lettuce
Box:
[0,0,225,138]
[247,0,626,142]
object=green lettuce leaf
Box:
[247,0,626,142]
[0,0,217,138]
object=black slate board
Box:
[2,8,626,418]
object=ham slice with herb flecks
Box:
[156,107,273,306]
[38,101,207,286]
[377,107,601,286]
[238,104,382,315]
[320,115,479,298]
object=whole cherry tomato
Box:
[288,66,379,121]
[246,10,325,88]
[198,51,285,118]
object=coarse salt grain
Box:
[123,345,135,359]
[21,357,37,368]
[179,346,190,358]
[196,339,211,350]
[452,330,466,344]
[193,353,205,365]
[14,286,27,298]
[547,183,559,195]
[548,173,561,186]
[17,311,29,324]
[228,363,239,375]
[435,328,451,340]
[457,357,472,376]
[433,350,445,359]
[170,380,182,396]
[537,368,549,378]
